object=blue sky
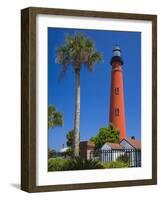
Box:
[48,27,141,151]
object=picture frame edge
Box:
[21,7,157,193]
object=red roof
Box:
[121,138,141,149]
[106,142,123,149]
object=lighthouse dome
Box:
[113,45,121,57]
[110,45,123,65]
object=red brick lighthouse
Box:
[109,45,126,140]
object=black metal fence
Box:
[90,149,141,167]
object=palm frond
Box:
[48,105,63,129]
[56,45,70,80]
[86,52,102,71]
[55,33,103,78]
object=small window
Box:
[115,107,120,116]
[114,88,119,95]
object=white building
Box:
[100,138,141,166]
[120,138,141,167]
[101,142,124,162]
[60,144,69,153]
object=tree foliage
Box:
[66,129,74,147]
[48,105,63,129]
[90,123,120,149]
[66,129,77,157]
[56,33,102,79]
[48,148,56,159]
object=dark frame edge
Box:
[30,179,155,193]
[24,7,157,20]
[21,7,37,192]
[152,15,157,185]
[21,8,30,192]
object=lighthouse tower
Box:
[109,45,126,140]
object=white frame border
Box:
[36,14,152,186]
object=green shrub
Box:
[48,157,104,171]
[48,148,56,159]
[102,161,128,168]
[69,157,104,170]
[49,157,129,171]
[116,154,129,164]
[48,157,71,171]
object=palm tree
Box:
[48,105,63,129]
[56,33,102,157]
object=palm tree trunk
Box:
[74,69,80,157]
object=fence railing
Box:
[90,149,141,167]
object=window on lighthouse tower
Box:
[114,87,119,95]
[115,107,120,116]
